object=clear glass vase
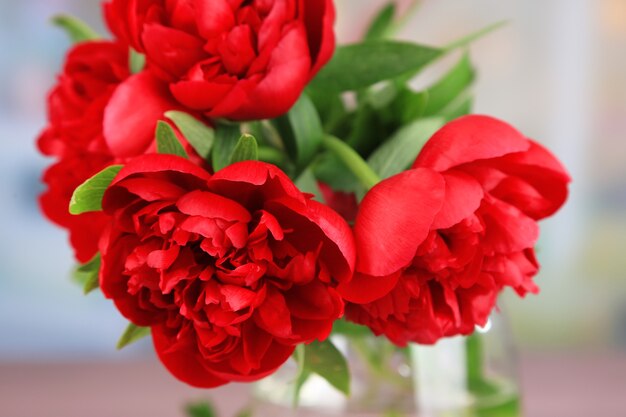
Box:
[252,311,521,417]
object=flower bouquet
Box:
[38,1,570,416]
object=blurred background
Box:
[0,0,624,416]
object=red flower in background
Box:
[38,40,205,262]
[38,41,130,263]
[104,0,336,120]
[339,115,570,346]
[99,155,355,387]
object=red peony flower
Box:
[103,0,336,120]
[339,115,570,346]
[99,155,355,387]
[38,41,206,262]
[38,41,131,263]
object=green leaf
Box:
[444,21,508,52]
[117,323,151,350]
[441,94,474,121]
[229,134,259,164]
[306,87,347,134]
[388,89,429,125]
[156,121,189,158]
[166,111,215,160]
[69,165,123,215]
[346,104,384,155]
[184,402,217,417]
[274,94,324,169]
[52,15,100,43]
[310,41,441,93]
[368,117,445,179]
[212,123,242,171]
[295,168,324,202]
[292,344,310,407]
[129,48,146,74]
[365,3,396,40]
[313,153,362,195]
[423,53,475,116]
[332,319,371,338]
[294,340,350,396]
[73,253,101,295]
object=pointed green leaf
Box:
[117,323,151,350]
[368,117,445,179]
[69,165,123,215]
[332,319,371,338]
[441,94,474,121]
[274,93,324,169]
[423,53,475,116]
[388,89,429,125]
[212,123,243,171]
[72,253,102,295]
[292,344,310,407]
[129,48,146,74]
[444,21,508,51]
[166,111,215,159]
[310,41,441,93]
[229,134,259,164]
[184,402,217,417]
[156,121,189,158]
[297,340,350,396]
[52,15,100,43]
[365,3,396,40]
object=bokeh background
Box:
[0,0,625,416]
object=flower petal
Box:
[338,271,400,304]
[432,170,484,229]
[152,324,228,388]
[413,115,530,172]
[177,190,252,222]
[103,71,178,158]
[355,168,445,276]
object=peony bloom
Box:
[38,41,131,262]
[38,40,207,262]
[104,0,336,120]
[99,155,355,387]
[339,115,570,345]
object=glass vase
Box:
[252,311,521,417]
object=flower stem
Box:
[321,135,381,191]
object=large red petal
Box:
[152,325,228,388]
[432,170,484,229]
[338,271,400,304]
[413,115,530,172]
[298,199,355,281]
[355,168,445,276]
[111,154,212,186]
[302,0,336,76]
[208,161,305,203]
[488,140,570,219]
[103,71,179,158]
[480,198,539,255]
[177,190,252,222]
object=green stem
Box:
[321,135,381,191]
